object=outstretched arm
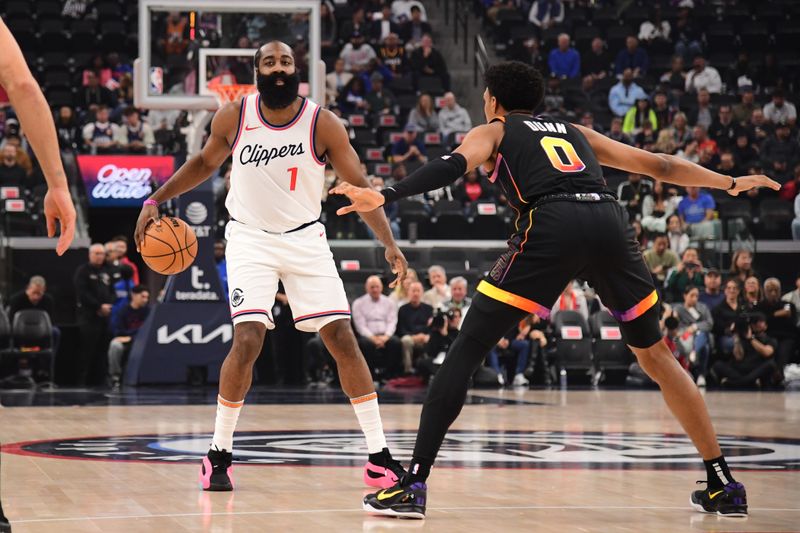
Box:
[0,18,75,254]
[574,124,780,195]
[134,102,238,250]
[329,122,502,212]
[317,110,407,288]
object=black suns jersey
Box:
[488,114,610,214]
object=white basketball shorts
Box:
[224,219,350,332]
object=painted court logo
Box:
[5,431,800,470]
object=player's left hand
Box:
[727,175,781,196]
[385,244,408,289]
[329,182,385,214]
[43,186,76,256]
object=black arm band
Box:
[381,153,468,204]
[727,177,737,190]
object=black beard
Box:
[256,71,300,109]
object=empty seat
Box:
[331,247,380,272]
[589,311,633,385]
[757,198,794,239]
[552,310,593,381]
[397,199,430,239]
[417,76,444,96]
[99,20,127,52]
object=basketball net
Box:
[207,74,257,107]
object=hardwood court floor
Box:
[1,388,799,532]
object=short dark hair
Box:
[664,316,679,330]
[653,232,668,240]
[254,41,294,68]
[410,5,421,12]
[112,235,129,244]
[484,61,544,113]
[122,106,138,117]
[131,285,148,295]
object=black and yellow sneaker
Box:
[363,481,427,519]
[690,481,748,517]
[0,501,10,533]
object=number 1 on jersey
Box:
[540,136,586,173]
[287,167,299,191]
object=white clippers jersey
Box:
[226,95,327,233]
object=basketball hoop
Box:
[207,83,257,107]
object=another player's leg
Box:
[318,319,405,488]
[200,321,266,491]
[363,293,526,518]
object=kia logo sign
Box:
[78,155,174,207]
[185,202,208,224]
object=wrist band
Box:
[143,199,159,207]
[727,177,736,190]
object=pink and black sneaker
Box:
[199,448,234,491]
[364,448,406,489]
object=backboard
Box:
[134,0,321,111]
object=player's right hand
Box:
[134,204,161,253]
[329,182,385,214]
[43,186,76,256]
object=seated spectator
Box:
[487,317,532,387]
[760,121,797,182]
[389,268,419,307]
[713,279,744,357]
[79,71,116,110]
[582,38,611,80]
[685,56,722,94]
[548,34,581,80]
[453,168,494,206]
[688,89,715,130]
[509,36,547,74]
[660,56,687,98]
[368,3,399,45]
[392,123,427,166]
[632,220,647,251]
[606,117,632,145]
[397,281,433,374]
[0,143,26,188]
[638,6,670,50]
[678,186,718,240]
[392,0,427,24]
[666,214,690,256]
[733,134,759,171]
[107,285,150,389]
[2,135,32,176]
[643,232,679,286]
[365,72,397,115]
[542,77,567,117]
[338,77,369,114]
[668,112,693,151]
[8,275,55,323]
[617,172,652,220]
[642,181,681,233]
[711,312,778,388]
[551,281,588,321]
[438,92,472,143]
[578,111,604,134]
[399,5,431,49]
[715,151,742,177]
[672,7,702,62]
[325,58,353,105]
[623,98,658,135]
[320,2,338,50]
[756,278,798,370]
[743,275,762,309]
[653,129,678,155]
[634,120,657,151]
[746,108,772,144]
[727,52,755,91]
[782,274,800,325]
[762,89,797,128]
[699,268,725,310]
[608,68,647,117]
[732,87,757,125]
[692,125,718,157]
[651,91,674,132]
[614,36,649,78]
[115,74,134,112]
[378,33,407,76]
[528,0,564,29]
[410,34,450,91]
[666,247,704,302]
[445,277,471,313]
[419,307,461,379]
[351,275,402,379]
[339,7,368,42]
[673,285,714,386]
[55,106,81,151]
[82,105,118,154]
[422,265,450,309]
[115,108,154,154]
[406,93,439,132]
[339,32,377,73]
[708,105,743,151]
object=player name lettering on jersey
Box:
[523,120,568,135]
[239,142,306,167]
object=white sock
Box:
[211,395,243,452]
[350,392,388,454]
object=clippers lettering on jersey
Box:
[239,143,306,167]
[523,120,568,135]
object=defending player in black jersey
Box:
[331,61,779,520]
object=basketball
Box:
[140,217,197,275]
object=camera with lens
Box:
[734,315,751,339]
[430,308,456,330]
